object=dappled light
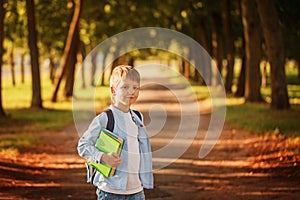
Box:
[0,125,97,200]
[1,0,300,199]
[148,130,299,199]
[1,66,299,199]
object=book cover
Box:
[89,128,123,177]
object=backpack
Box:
[86,108,142,184]
[104,109,142,132]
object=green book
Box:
[88,128,123,177]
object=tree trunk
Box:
[235,54,246,97]
[195,16,211,85]
[222,0,235,94]
[0,0,6,117]
[235,36,246,97]
[297,58,300,80]
[240,0,264,102]
[100,48,109,86]
[49,55,56,84]
[64,23,79,97]
[51,0,82,102]
[10,47,16,86]
[90,49,97,86]
[183,59,190,79]
[20,51,25,84]
[26,0,43,109]
[211,12,223,87]
[261,60,267,88]
[256,0,290,109]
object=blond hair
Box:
[109,65,140,88]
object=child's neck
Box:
[113,103,130,113]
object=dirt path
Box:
[0,68,299,199]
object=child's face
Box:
[112,77,140,109]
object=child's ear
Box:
[110,87,116,95]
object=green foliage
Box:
[276,0,300,62]
[36,0,70,56]
[4,0,26,42]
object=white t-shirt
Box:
[99,111,142,194]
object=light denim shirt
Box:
[77,105,154,191]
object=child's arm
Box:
[77,112,122,167]
[77,113,107,164]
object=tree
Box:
[276,0,300,79]
[4,1,27,86]
[0,0,6,117]
[222,0,235,94]
[26,0,43,109]
[256,0,290,109]
[194,13,211,85]
[211,12,224,87]
[240,0,264,102]
[51,0,82,102]
[63,20,80,98]
[36,0,69,83]
[235,38,246,97]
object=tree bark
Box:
[90,49,97,86]
[211,12,223,87]
[0,0,6,117]
[235,53,246,97]
[100,48,109,86]
[51,0,82,102]
[26,0,43,109]
[183,58,190,79]
[235,36,246,97]
[21,51,25,84]
[195,15,211,85]
[64,23,79,97]
[10,47,16,86]
[256,0,290,109]
[222,0,235,94]
[240,0,264,102]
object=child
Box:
[78,65,153,200]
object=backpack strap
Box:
[104,109,114,132]
[132,110,142,121]
[105,109,141,131]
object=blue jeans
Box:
[96,189,145,200]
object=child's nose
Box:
[128,87,135,94]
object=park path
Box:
[0,67,299,199]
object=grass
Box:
[0,69,111,153]
[231,63,299,137]
[225,103,300,137]
[195,61,300,137]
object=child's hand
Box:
[101,152,121,167]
